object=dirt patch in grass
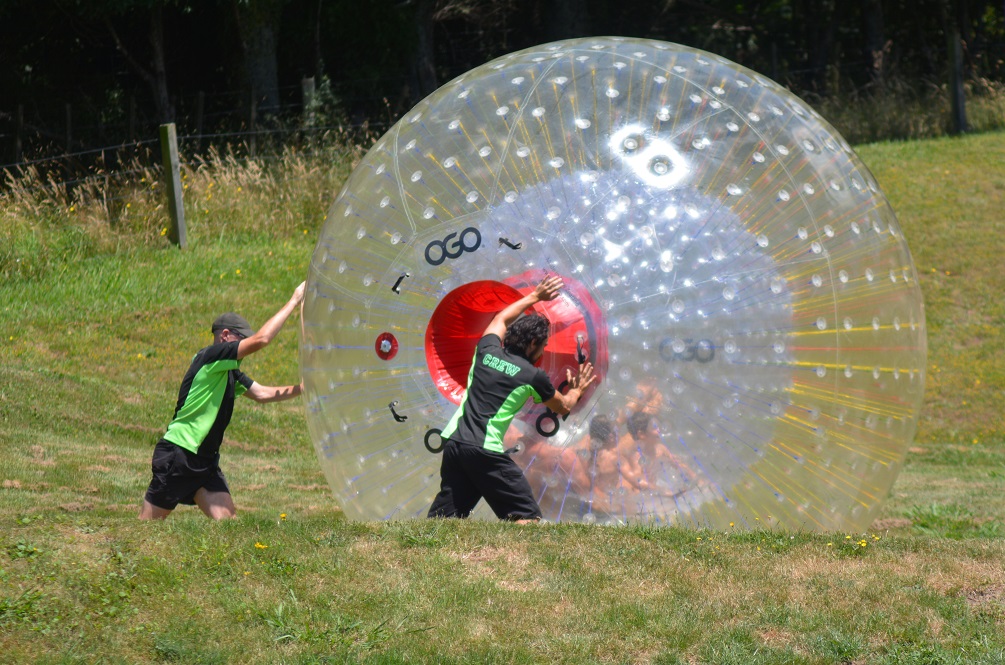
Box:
[95,419,162,436]
[59,502,94,512]
[30,445,56,467]
[964,585,1005,607]
[226,439,283,453]
[3,479,22,489]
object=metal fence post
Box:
[159,123,187,248]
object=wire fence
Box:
[0,71,404,176]
[0,122,378,232]
[0,119,383,204]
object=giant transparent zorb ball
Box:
[301,37,926,531]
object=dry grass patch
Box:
[920,555,1005,595]
[50,523,113,559]
[448,543,543,591]
[758,627,796,648]
[451,543,530,569]
[871,517,912,530]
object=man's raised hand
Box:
[533,275,564,301]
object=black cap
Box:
[211,312,255,338]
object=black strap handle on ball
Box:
[535,411,560,437]
[424,428,444,453]
[388,401,408,422]
[535,379,570,438]
[391,273,409,294]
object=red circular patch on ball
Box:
[424,270,606,406]
[375,332,398,360]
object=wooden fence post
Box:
[65,103,72,153]
[947,23,968,134]
[248,86,257,157]
[302,76,316,129]
[14,104,23,163]
[159,123,187,248]
[195,91,205,151]
[128,96,137,143]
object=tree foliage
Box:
[1,0,1003,156]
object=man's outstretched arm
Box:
[482,275,563,339]
[237,282,306,360]
[244,382,302,404]
[543,361,597,415]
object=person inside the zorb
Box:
[428,275,597,522]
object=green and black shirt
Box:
[441,334,556,453]
[162,341,254,458]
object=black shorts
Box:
[144,439,229,510]
[427,439,542,521]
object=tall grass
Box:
[817,77,1005,144]
[0,140,363,281]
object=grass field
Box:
[1,133,1004,664]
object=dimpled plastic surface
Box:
[301,37,926,530]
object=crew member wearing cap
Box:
[139,281,306,520]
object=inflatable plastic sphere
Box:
[301,37,926,531]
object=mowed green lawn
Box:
[1,133,1004,664]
